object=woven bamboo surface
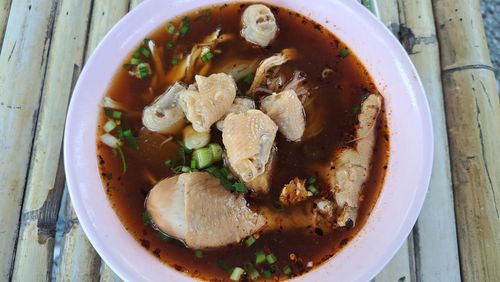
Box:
[0,0,497,281]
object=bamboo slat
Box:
[433,0,500,281]
[0,1,58,280]
[371,1,416,279]
[57,196,101,282]
[396,0,461,280]
[0,0,12,47]
[10,0,93,281]
[56,0,130,280]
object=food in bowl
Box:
[96,2,389,281]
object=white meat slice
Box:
[222,110,278,182]
[241,4,278,47]
[216,97,256,131]
[146,172,265,249]
[260,89,306,141]
[179,73,236,132]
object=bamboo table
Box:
[0,0,498,281]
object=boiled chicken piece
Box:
[146,172,266,249]
[223,110,278,182]
[179,73,237,132]
[216,97,256,131]
[323,94,382,227]
[248,48,298,94]
[142,82,186,135]
[224,146,276,194]
[279,177,311,206]
[241,4,278,47]
[260,89,306,141]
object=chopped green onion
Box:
[165,160,173,167]
[339,48,349,57]
[195,250,203,258]
[137,62,151,79]
[130,58,142,65]
[104,107,112,117]
[209,143,223,162]
[255,251,266,264]
[123,129,139,150]
[142,212,152,226]
[133,51,140,59]
[263,270,272,279]
[306,177,317,185]
[190,159,198,169]
[182,16,191,23]
[166,24,175,34]
[361,93,369,102]
[353,104,360,114]
[116,145,127,173]
[245,236,256,247]
[266,253,277,264]
[201,51,214,62]
[243,73,254,85]
[307,185,318,195]
[179,25,190,36]
[362,0,372,11]
[139,46,151,58]
[217,260,231,274]
[220,167,229,178]
[181,166,191,173]
[233,182,247,193]
[165,42,173,50]
[283,265,293,276]
[193,147,214,169]
[156,231,177,243]
[171,58,179,65]
[112,111,122,120]
[249,268,260,281]
[103,119,117,132]
[122,63,134,71]
[230,267,245,281]
[205,167,233,191]
[143,38,151,45]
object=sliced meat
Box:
[279,177,311,206]
[222,110,278,182]
[142,82,186,135]
[324,94,382,227]
[146,172,265,249]
[248,48,297,94]
[260,89,306,141]
[179,73,237,132]
[241,4,278,47]
[216,97,256,131]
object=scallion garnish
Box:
[103,119,117,133]
[116,145,127,173]
[123,129,139,150]
[266,253,277,264]
[166,42,173,50]
[249,268,260,281]
[130,58,141,65]
[193,147,214,169]
[143,38,151,45]
[142,212,152,226]
[167,24,175,34]
[306,177,316,185]
[139,46,151,58]
[245,236,256,247]
[171,58,179,65]
[112,111,122,120]
[283,265,293,276]
[230,267,245,281]
[255,251,266,264]
[201,51,214,62]
[179,25,190,36]
[137,63,151,79]
[353,104,360,114]
[133,51,140,59]
[195,250,203,258]
[208,143,223,162]
[339,48,349,57]
[190,159,198,169]
[243,74,254,85]
[181,166,191,173]
[263,270,272,279]
[217,260,231,274]
[307,185,318,195]
[182,16,191,24]
[233,182,247,193]
[165,160,173,167]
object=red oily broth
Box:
[96,3,389,281]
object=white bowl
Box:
[64,0,433,281]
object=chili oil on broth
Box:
[96,3,389,281]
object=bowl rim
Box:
[64,0,433,281]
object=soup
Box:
[97,3,389,281]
